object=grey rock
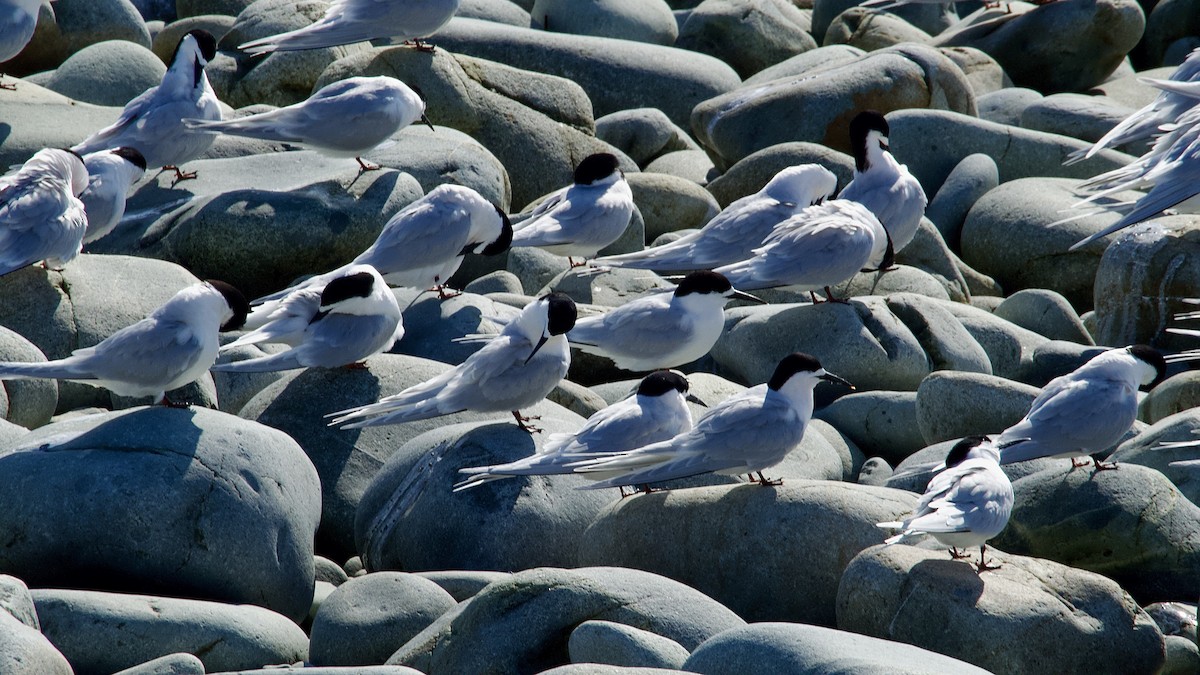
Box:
[684,622,993,675]
[824,8,933,51]
[531,0,678,45]
[1137,0,1200,70]
[176,0,253,18]
[812,0,955,37]
[886,292,991,373]
[569,620,690,670]
[113,653,205,675]
[465,270,524,295]
[388,567,745,672]
[811,417,867,480]
[941,302,1050,380]
[507,249,570,296]
[994,288,1093,344]
[1095,65,1170,109]
[935,0,1145,93]
[416,570,512,601]
[0,576,37,629]
[0,408,320,622]
[888,109,1133,200]
[547,378,609,419]
[820,264,952,304]
[0,255,213,413]
[209,668,424,675]
[1091,216,1200,349]
[97,154,424,299]
[993,464,1200,603]
[355,418,625,573]
[317,47,621,208]
[239,353,576,558]
[887,437,1059,494]
[0,83,128,174]
[676,0,817,78]
[915,370,1039,445]
[130,0,175,22]
[1138,371,1200,425]
[892,220,975,302]
[3,0,152,76]
[1143,602,1198,641]
[458,0,533,25]
[1017,339,1104,388]
[0,328,57,429]
[939,46,1009,96]
[977,86,1044,126]
[315,556,349,586]
[959,177,1144,311]
[310,572,458,667]
[536,260,673,308]
[0,610,72,675]
[1108,409,1200,504]
[817,391,923,466]
[704,142,854,207]
[44,40,165,106]
[390,289,520,364]
[1162,636,1200,675]
[711,299,931,393]
[577,482,918,625]
[837,545,1166,675]
[435,17,741,126]
[595,108,700,168]
[209,341,289,416]
[924,152,998,249]
[643,150,717,185]
[627,172,720,241]
[693,44,976,170]
[363,126,512,210]
[151,15,235,63]
[1020,94,1139,150]
[33,589,308,674]
[742,44,865,86]
[856,456,893,486]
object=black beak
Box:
[686,393,708,407]
[880,140,890,153]
[421,113,435,132]
[998,438,1030,450]
[731,290,765,304]
[879,229,895,271]
[526,334,549,364]
[819,372,854,389]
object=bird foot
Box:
[0,81,16,91]
[823,286,851,304]
[160,396,192,409]
[405,39,436,52]
[975,558,1001,573]
[163,166,198,186]
[949,547,972,560]
[356,157,381,173]
[1092,459,1119,472]
[435,285,462,300]
[511,411,543,434]
[1070,457,1091,469]
[342,361,370,370]
[566,257,591,268]
[752,471,782,486]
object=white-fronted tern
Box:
[72,30,221,184]
[453,370,702,491]
[328,292,577,432]
[594,164,837,272]
[878,435,1014,573]
[0,280,249,404]
[567,271,762,372]
[838,110,926,256]
[239,0,461,54]
[510,153,634,267]
[0,147,88,277]
[573,352,852,490]
[183,76,433,173]
[213,265,403,373]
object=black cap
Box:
[206,279,250,331]
[944,435,990,469]
[674,271,733,298]
[638,370,689,397]
[1129,344,1167,388]
[542,292,577,336]
[849,110,889,172]
[320,271,375,307]
[573,153,620,186]
[480,204,514,256]
[767,352,823,390]
[111,147,147,171]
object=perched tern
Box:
[594,164,837,272]
[877,435,1014,573]
[1068,47,1200,163]
[838,110,926,256]
[0,147,88,277]
[247,184,512,325]
[79,147,146,244]
[453,370,702,491]
[238,0,462,54]
[997,345,1166,470]
[72,30,222,184]
[183,76,433,173]
[573,352,852,490]
[0,0,44,89]
[567,271,762,372]
[212,265,403,373]
[712,199,891,302]
[328,292,577,432]
[0,280,249,404]
[510,153,634,267]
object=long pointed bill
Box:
[421,114,435,132]
[731,290,765,304]
[819,372,854,389]
[525,334,549,364]
[686,393,708,407]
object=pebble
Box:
[740,44,864,86]
[812,0,954,38]
[0,328,57,429]
[976,87,1044,126]
[915,370,1039,445]
[817,390,924,466]
[643,150,718,185]
[6,0,152,76]
[994,288,1093,344]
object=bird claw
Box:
[1070,457,1091,469]
[164,166,198,186]
[752,471,782,486]
[356,157,381,173]
[975,559,1001,573]
[342,361,370,370]
[949,547,972,560]
[0,81,16,91]
[406,39,436,52]
[160,396,192,409]
[1092,459,1119,472]
[435,285,462,300]
[512,412,543,434]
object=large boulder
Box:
[43,40,165,106]
[0,83,124,168]
[577,482,918,625]
[32,589,308,674]
[530,0,678,45]
[691,44,976,169]
[0,407,321,622]
[3,0,152,76]
[676,0,817,79]
[992,464,1200,604]
[388,567,746,673]
[837,545,1166,675]
[1108,409,1200,505]
[915,371,1039,445]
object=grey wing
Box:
[727,218,873,289]
[73,86,160,154]
[294,312,399,367]
[78,316,206,386]
[356,198,474,273]
[569,397,686,457]
[80,173,121,242]
[999,377,1137,461]
[687,198,800,267]
[0,177,83,275]
[905,464,1009,534]
[568,295,673,348]
[227,288,322,348]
